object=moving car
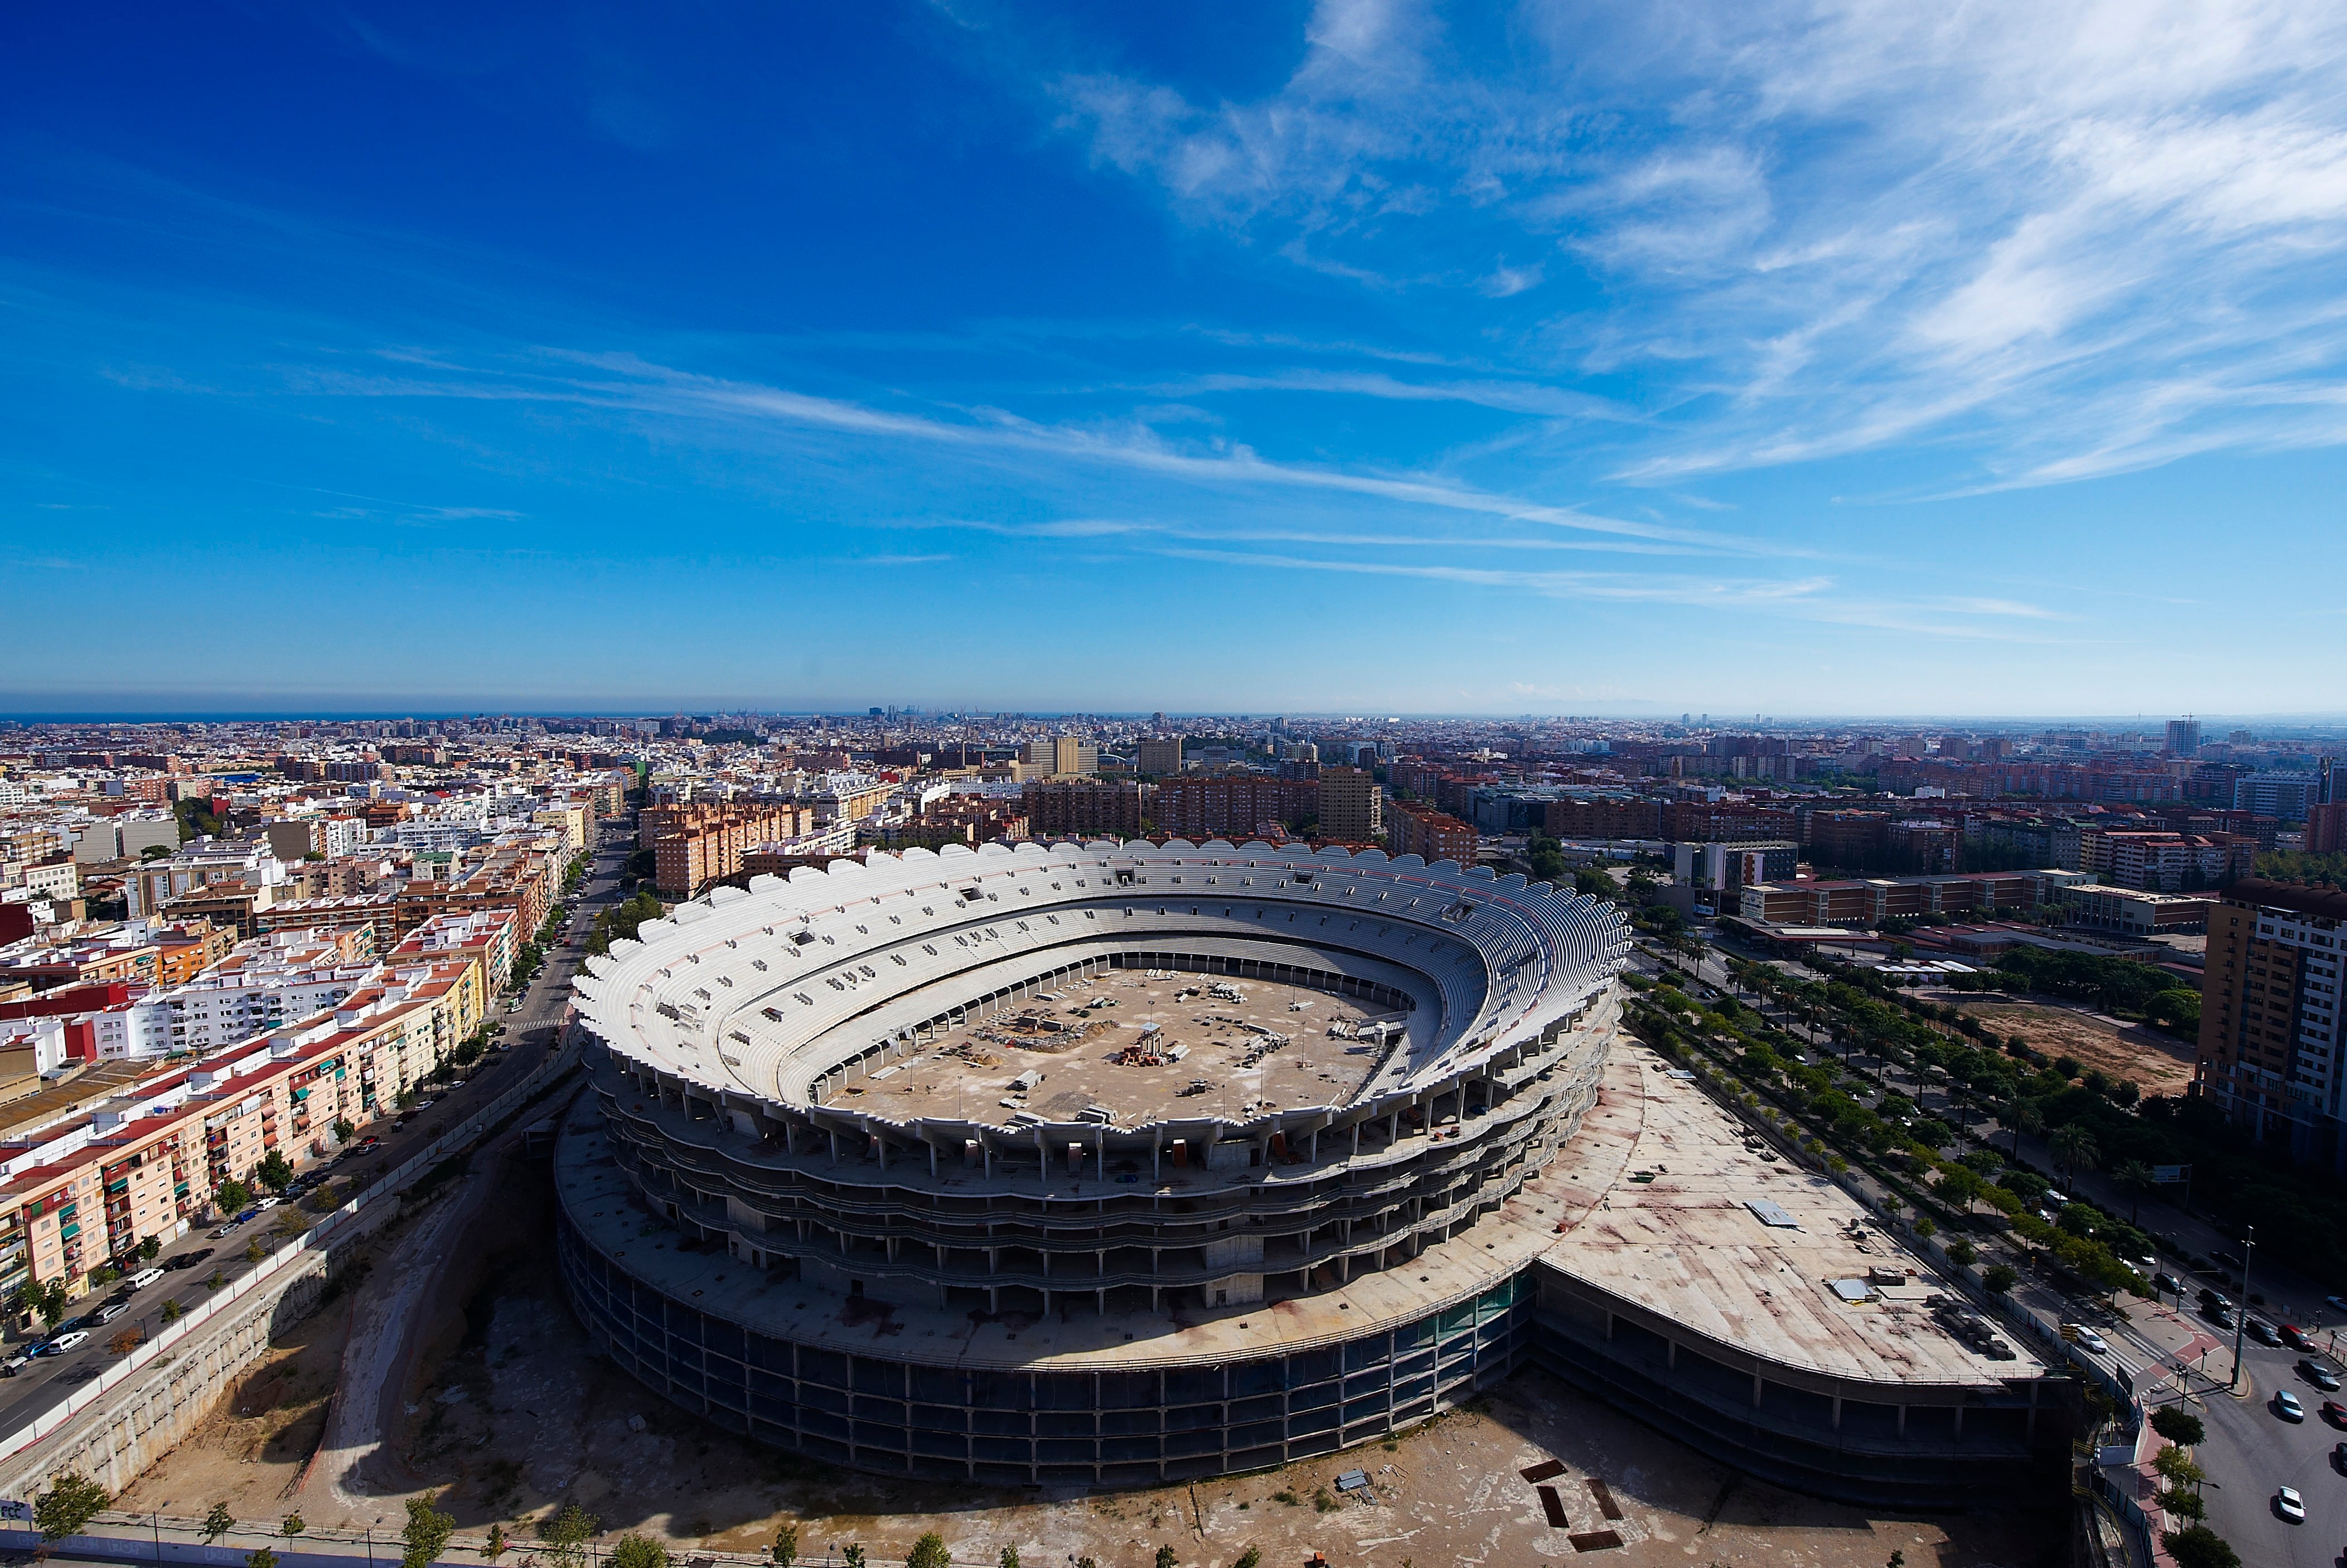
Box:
[2301,1358,2342,1392]
[2276,1484,2305,1523]
[208,1223,238,1240]
[2248,1318,2283,1347]
[38,1331,89,1356]
[254,1196,281,1211]
[2328,1294,2347,1314]
[2153,1272,2184,1295]
[1,1349,35,1375]
[88,1302,128,1325]
[2277,1390,2307,1422]
[2065,1324,2111,1355]
[125,1266,164,1290]
[163,1248,213,1271]
[2319,1398,2346,1426]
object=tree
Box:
[249,1551,279,1568]
[161,1300,181,1323]
[843,1549,867,1568]
[2160,1525,2240,1568]
[245,1238,265,1264]
[108,1327,142,1356]
[482,1525,509,1561]
[906,1535,950,1568]
[396,1086,419,1112]
[2051,1124,2099,1183]
[216,1180,251,1213]
[2114,1160,2156,1225]
[138,1235,161,1262]
[282,1515,305,1537]
[537,1504,599,1568]
[36,1280,67,1328]
[609,1536,667,1568]
[2007,1100,2044,1162]
[334,1119,357,1143]
[2152,1446,2205,1487]
[33,1472,109,1541]
[255,1151,295,1193]
[203,1504,236,1543]
[996,1551,1017,1568]
[1154,1548,1178,1568]
[772,1526,798,1567]
[403,1496,456,1568]
[1982,1264,2017,1294]
[1232,1551,1262,1568]
[2150,1407,2206,1446]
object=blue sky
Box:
[4,2,2345,717]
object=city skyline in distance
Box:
[7,4,2346,714]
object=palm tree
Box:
[2114,1159,2156,1225]
[2007,1100,2044,1162]
[2050,1123,2099,1186]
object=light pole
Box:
[2228,1225,2254,1393]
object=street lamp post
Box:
[2228,1225,2255,1393]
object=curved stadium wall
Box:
[557,838,1630,1485]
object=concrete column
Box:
[1831,1395,1842,1430]
[929,1144,938,1178]
[1751,1372,1763,1409]
[1896,1405,1906,1435]
[1666,1339,1677,1370]
[1952,1406,1963,1438]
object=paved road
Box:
[0,842,622,1436]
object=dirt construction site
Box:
[1947,995,2194,1096]
[858,972,1397,1127]
[111,1091,2064,1568]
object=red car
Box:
[2321,1399,2347,1427]
[2283,1323,2311,1349]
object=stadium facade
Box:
[558,839,2070,1505]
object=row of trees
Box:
[25,1481,1228,1568]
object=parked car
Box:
[38,1331,89,1356]
[208,1223,238,1240]
[2319,1398,2346,1426]
[163,1247,214,1271]
[0,1349,32,1376]
[2276,1484,2306,1523]
[2301,1359,2342,1392]
[88,1302,128,1325]
[2277,1390,2307,1422]
[232,1208,260,1224]
[254,1196,281,1211]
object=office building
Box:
[1317,766,1381,844]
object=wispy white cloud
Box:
[1041,0,2347,492]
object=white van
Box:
[125,1266,166,1291]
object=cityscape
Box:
[8,7,2347,1568]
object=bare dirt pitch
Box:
[1949,996,2193,1095]
[119,1151,2061,1568]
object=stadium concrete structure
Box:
[558,840,2070,1506]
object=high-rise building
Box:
[1318,767,1382,844]
[2165,718,2203,758]
[1020,781,1143,839]
[1135,737,1184,777]
[2198,878,2347,1165]
[2234,772,2322,821]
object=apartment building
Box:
[90,926,378,1059]
[2079,830,2255,891]
[1316,767,1382,845]
[1543,796,1664,840]
[387,907,519,993]
[2198,878,2347,1167]
[1021,781,1145,839]
[1134,737,1184,777]
[1387,801,1477,865]
[1152,776,1318,840]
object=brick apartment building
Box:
[1022,781,1146,839]
[1388,801,1477,865]
[641,801,810,897]
[1318,767,1382,845]
[1153,776,1318,840]
[1543,796,1664,840]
